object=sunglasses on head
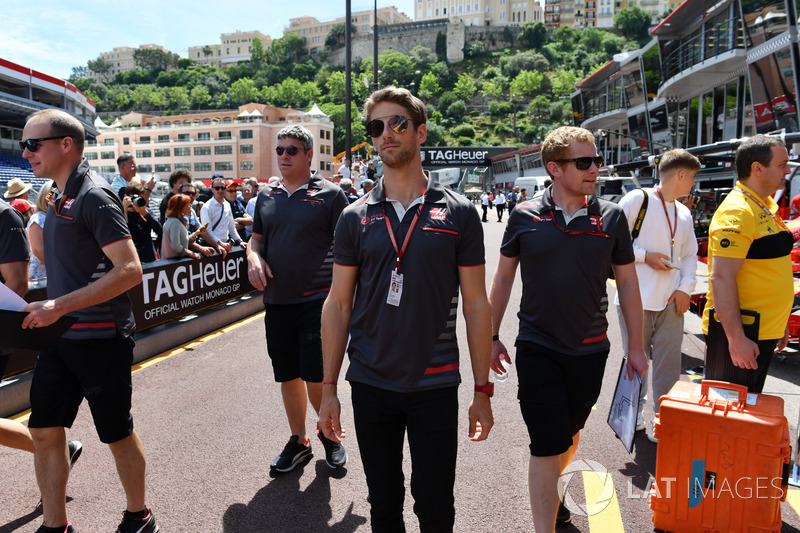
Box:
[19,135,73,152]
[213,186,227,191]
[552,156,604,171]
[365,115,412,138]
[276,145,304,156]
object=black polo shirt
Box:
[334,176,485,393]
[0,200,29,284]
[45,160,135,340]
[252,173,348,304]
[500,188,634,355]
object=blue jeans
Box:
[351,382,458,533]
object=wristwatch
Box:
[474,382,494,397]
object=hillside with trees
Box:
[70,13,653,150]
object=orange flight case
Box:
[649,380,790,533]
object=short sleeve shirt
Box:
[252,173,348,304]
[702,182,793,339]
[334,176,485,392]
[500,188,634,355]
[44,160,135,339]
[0,200,29,284]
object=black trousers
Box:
[351,382,458,533]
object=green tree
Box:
[408,46,437,70]
[324,71,347,103]
[425,122,446,146]
[325,24,348,50]
[268,32,305,66]
[552,26,580,52]
[453,73,476,102]
[550,69,577,97]
[131,84,163,111]
[510,70,544,99]
[69,66,88,82]
[519,21,547,49]
[229,78,259,105]
[250,38,266,70]
[133,48,179,72]
[418,72,441,100]
[614,7,652,41]
[164,86,190,111]
[480,79,504,100]
[190,85,212,110]
[88,57,113,83]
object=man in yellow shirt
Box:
[702,135,793,392]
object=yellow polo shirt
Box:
[702,182,793,339]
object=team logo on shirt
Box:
[361,213,386,225]
[63,198,75,210]
[307,189,320,197]
[590,215,602,228]
[430,207,447,221]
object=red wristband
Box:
[322,381,337,385]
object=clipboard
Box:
[705,308,761,390]
[607,358,642,453]
[0,310,78,350]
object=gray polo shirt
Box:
[252,173,348,304]
[500,187,634,355]
[44,160,135,340]
[334,176,485,393]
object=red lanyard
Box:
[734,185,789,233]
[655,187,677,261]
[383,203,424,272]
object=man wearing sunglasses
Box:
[319,87,494,532]
[489,126,647,531]
[247,125,349,474]
[199,175,244,255]
[19,109,159,533]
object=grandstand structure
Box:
[0,57,97,199]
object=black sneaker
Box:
[67,440,82,470]
[35,524,78,533]
[556,501,571,525]
[270,435,312,472]
[115,506,159,533]
[317,430,347,468]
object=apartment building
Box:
[543,0,598,28]
[414,0,543,27]
[85,103,335,181]
[287,6,412,55]
[88,44,172,81]
[188,30,273,68]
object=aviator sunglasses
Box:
[365,115,412,138]
[19,135,73,152]
[275,145,305,156]
[551,156,604,171]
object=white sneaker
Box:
[635,413,646,432]
[647,423,658,443]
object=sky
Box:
[3,0,416,81]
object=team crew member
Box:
[200,176,244,254]
[615,149,700,441]
[319,87,494,532]
[702,135,793,392]
[489,126,647,531]
[247,125,349,473]
[20,109,158,533]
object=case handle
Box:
[700,380,749,409]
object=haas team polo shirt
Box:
[500,188,634,355]
[702,181,793,340]
[334,176,485,393]
[45,160,135,340]
[252,173,348,305]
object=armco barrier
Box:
[0,248,261,417]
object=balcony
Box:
[659,19,746,99]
